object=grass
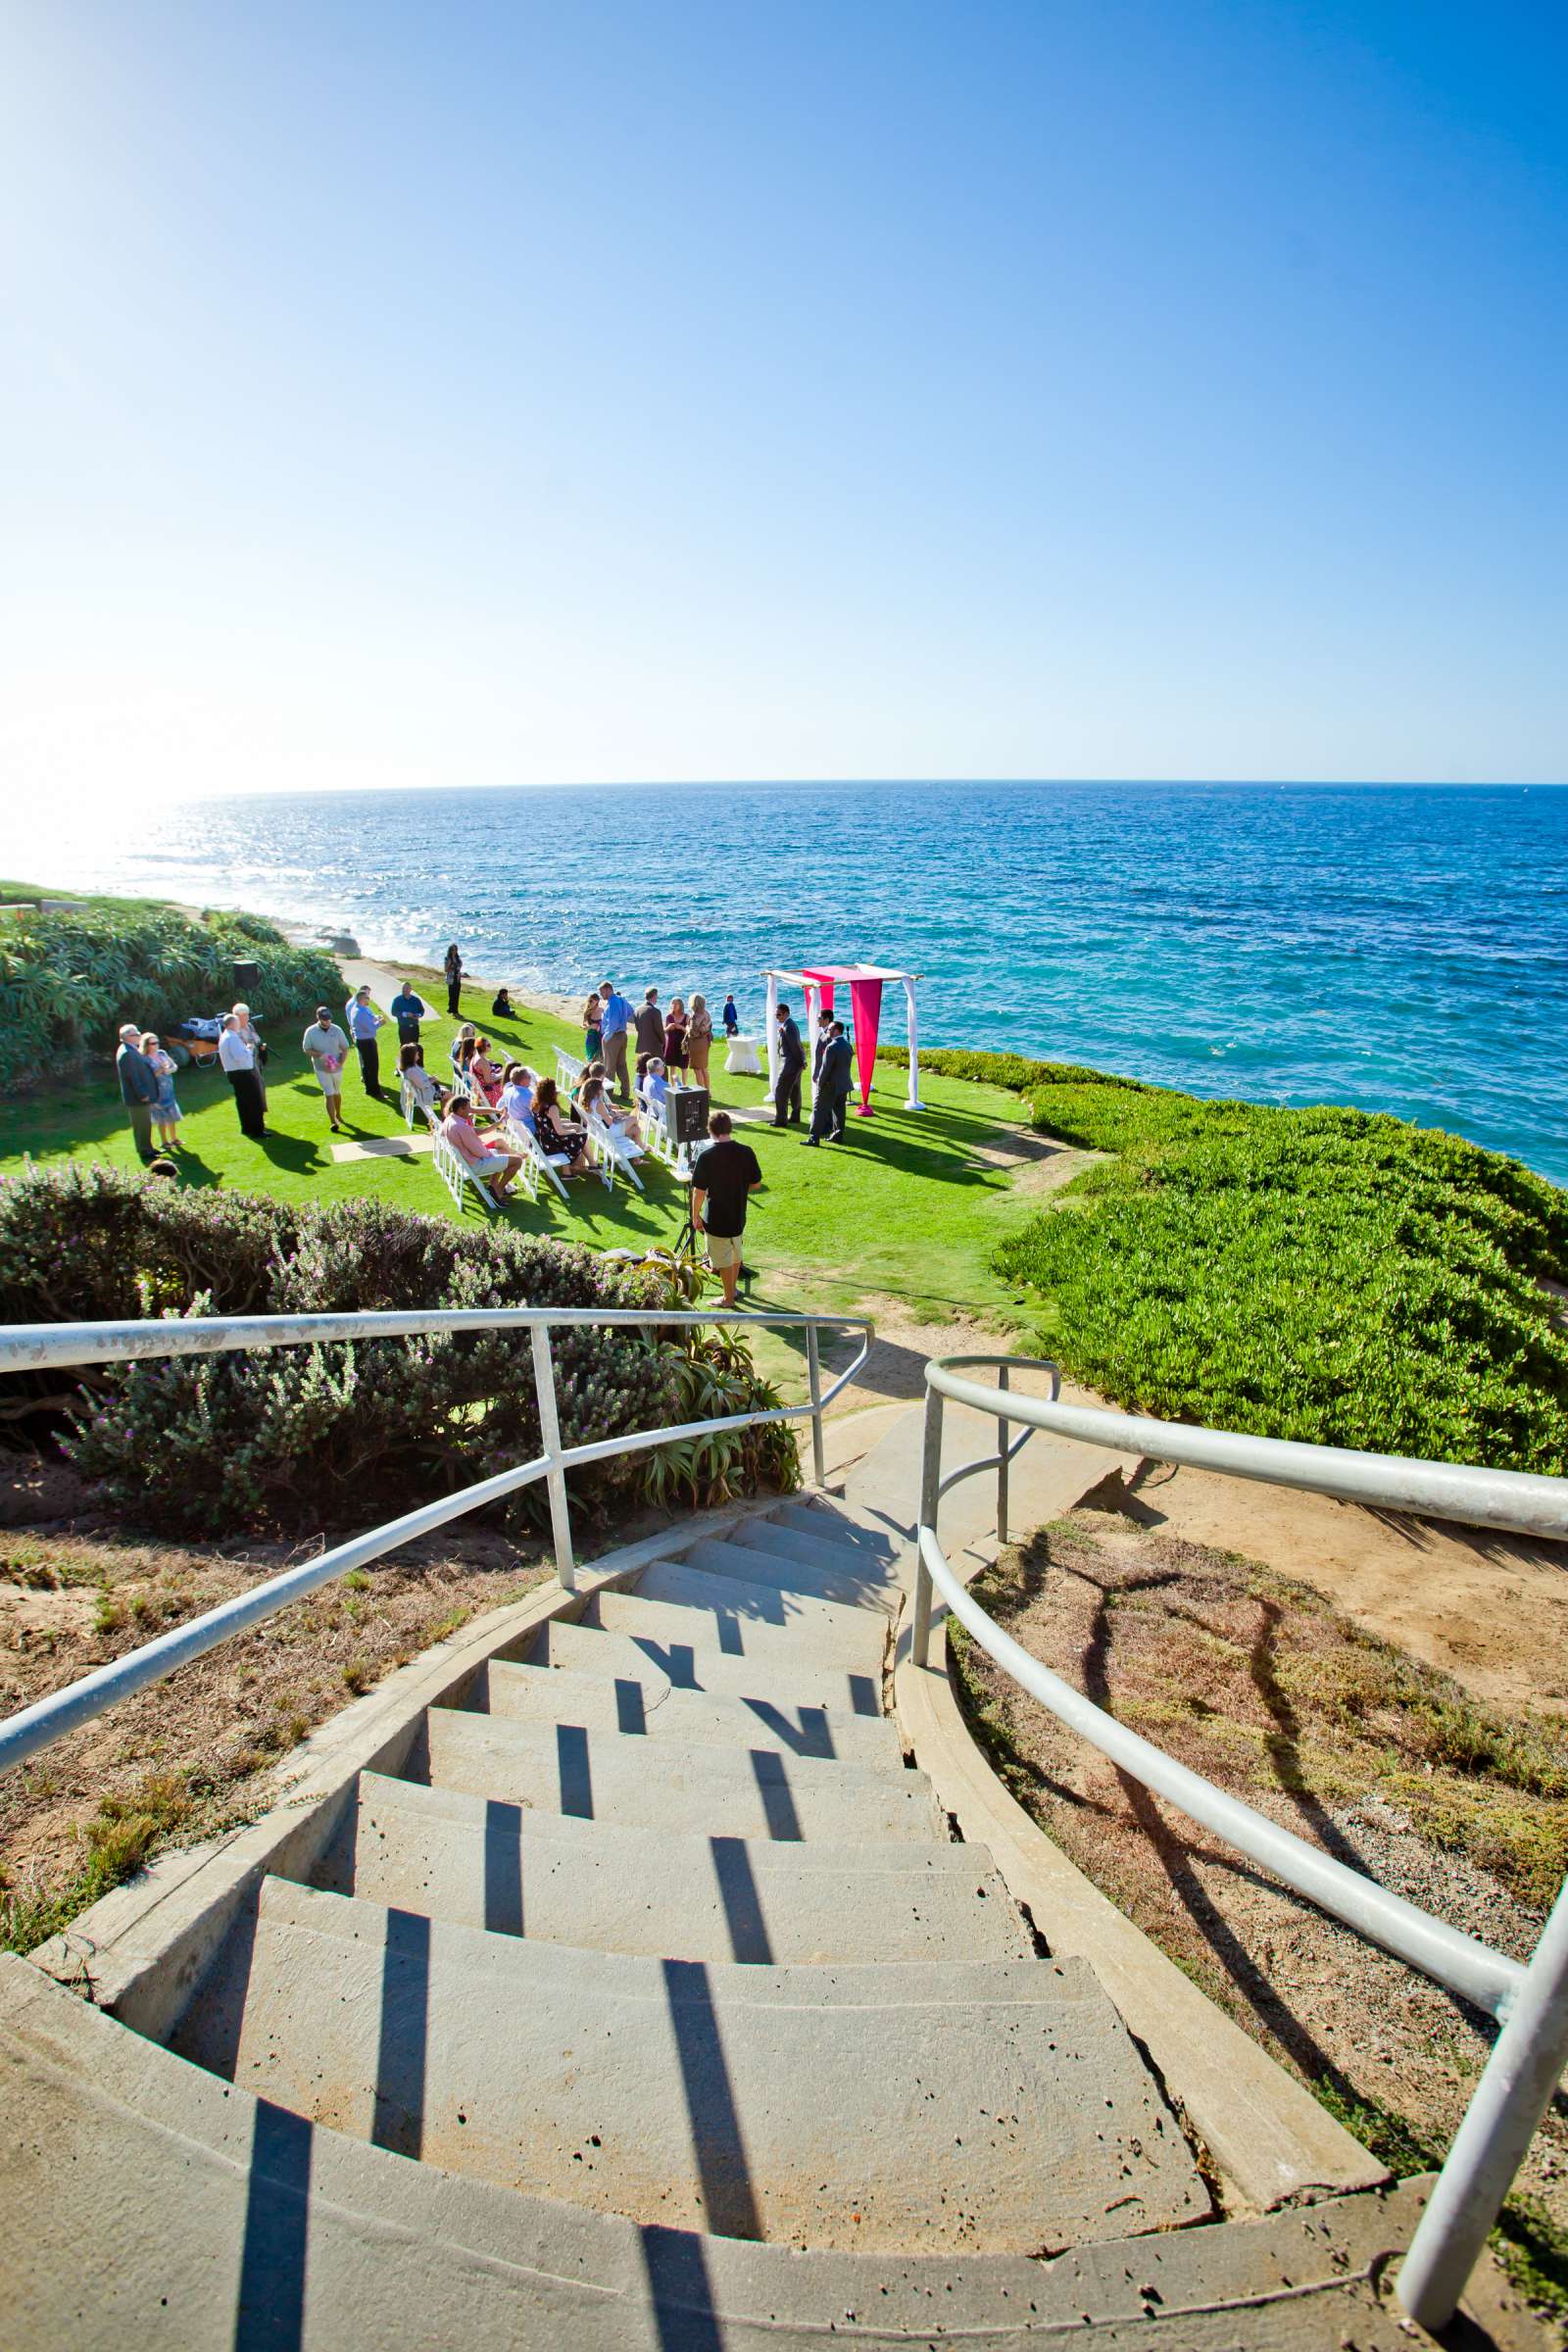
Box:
[0,965,1052,1351]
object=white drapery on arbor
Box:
[760,962,925,1115]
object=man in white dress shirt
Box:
[218,1014,267,1139]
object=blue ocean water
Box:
[44,781,1568,1187]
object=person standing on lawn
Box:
[389,979,427,1049]
[232,1003,267,1107]
[598,980,633,1103]
[804,1019,853,1146]
[691,1111,762,1305]
[687,994,713,1089]
[303,1006,351,1133]
[141,1032,183,1150]
[345,986,388,1102]
[218,1013,267,1139]
[634,987,664,1080]
[722,993,740,1038]
[772,1002,805,1126]
[444,943,465,1017]
[115,1023,160,1160]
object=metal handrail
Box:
[0,1303,870,1779]
[910,1351,1568,2330]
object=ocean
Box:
[22,780,1568,1187]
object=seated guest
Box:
[400,1041,449,1117]
[581,1074,642,1146]
[490,986,515,1019]
[450,1022,478,1075]
[441,1100,523,1200]
[531,1078,590,1175]
[469,1037,504,1105]
[499,1062,536,1130]
[641,1056,670,1114]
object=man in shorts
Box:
[690,1110,762,1305]
[302,1006,351,1133]
[441,1100,524,1200]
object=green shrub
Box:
[0,1163,794,1534]
[902,1046,1568,1474]
[0,892,341,1089]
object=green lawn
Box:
[1,976,1049,1377]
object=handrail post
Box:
[912,1381,944,1667]
[530,1321,576,1592]
[996,1360,1010,1548]
[806,1320,826,1488]
[1397,1875,1568,2329]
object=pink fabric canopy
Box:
[802,963,886,1114]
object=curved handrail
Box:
[0,1302,870,1777]
[911,1349,1568,2331]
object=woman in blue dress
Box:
[141,1031,183,1151]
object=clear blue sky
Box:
[1,0,1563,807]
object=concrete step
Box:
[631,1557,891,1669]
[421,1707,941,1842]
[7,1958,1481,2350]
[172,1878,1209,2252]
[734,1517,901,1581]
[519,1615,885,1719]
[586,1581,881,1675]
[683,1534,902,1619]
[319,1772,1033,1963]
[775,1498,903,1560]
[471,1658,902,1769]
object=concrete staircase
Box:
[163,1496,1208,2256]
[0,1480,1542,2343]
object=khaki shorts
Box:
[705,1230,743,1271]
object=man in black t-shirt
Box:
[690,1112,763,1304]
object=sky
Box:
[1,0,1564,816]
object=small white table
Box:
[724,1032,761,1076]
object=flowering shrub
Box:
[1,1165,795,1534]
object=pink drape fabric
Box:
[848,977,882,1112]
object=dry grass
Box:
[950,1503,1568,2312]
[1,1509,550,1955]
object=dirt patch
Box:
[950,1503,1568,2273]
[968,1126,1107,1200]
[1,1517,550,1953]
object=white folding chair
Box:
[586,1109,646,1194]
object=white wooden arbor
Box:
[760,962,925,1115]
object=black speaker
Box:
[231,957,261,998]
[671,1087,710,1146]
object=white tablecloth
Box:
[724,1033,762,1075]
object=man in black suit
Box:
[772,1002,805,1126]
[811,1006,835,1082]
[803,1020,854,1145]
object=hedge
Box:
[0,1163,796,1534]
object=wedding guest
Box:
[598,980,633,1102]
[722,993,740,1037]
[772,1002,805,1127]
[441,1099,523,1199]
[218,1013,267,1138]
[468,1036,505,1105]
[450,1021,478,1076]
[345,986,387,1101]
[115,1023,160,1160]
[580,1073,643,1146]
[641,1056,670,1118]
[490,985,515,1019]
[399,1041,448,1120]
[139,1032,183,1149]
[634,988,664,1078]
[304,1006,351,1130]
[811,1005,835,1081]
[691,1111,763,1306]
[444,943,465,1016]
[390,979,427,1047]
[687,994,713,1089]
[531,1078,590,1175]
[663,996,690,1077]
[499,1062,536,1130]
[804,1019,854,1146]
[232,1002,267,1105]
[582,989,604,1061]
